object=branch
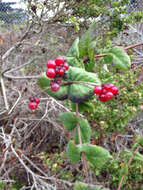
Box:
[93,42,143,59]
[75,103,90,185]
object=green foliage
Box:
[0,182,4,190]
[70,99,94,113]
[67,141,81,163]
[79,144,112,167]
[67,37,80,58]
[74,182,109,190]
[87,69,143,134]
[74,119,91,144]
[59,112,78,131]
[67,67,100,103]
[79,21,96,59]
[104,46,131,71]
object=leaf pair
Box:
[59,112,91,144]
[67,141,112,168]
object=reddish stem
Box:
[93,42,143,59]
[75,103,90,185]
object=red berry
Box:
[99,94,107,102]
[29,97,35,102]
[110,86,119,95]
[46,60,56,69]
[104,83,114,91]
[35,97,40,104]
[59,68,65,77]
[63,62,69,70]
[28,102,38,110]
[56,79,61,85]
[55,57,65,66]
[105,92,114,100]
[101,87,108,94]
[46,68,56,78]
[93,86,102,95]
[51,83,60,92]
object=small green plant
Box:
[37,20,141,189]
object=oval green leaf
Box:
[104,46,131,70]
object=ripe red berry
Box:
[51,83,60,92]
[99,94,107,102]
[104,83,114,91]
[35,97,40,104]
[101,87,108,94]
[105,92,114,100]
[93,86,102,95]
[28,102,38,110]
[46,60,56,69]
[46,68,56,78]
[110,86,119,95]
[59,68,65,77]
[55,57,65,66]
[63,62,69,70]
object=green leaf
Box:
[79,22,96,58]
[38,66,101,103]
[70,99,94,113]
[59,112,78,131]
[86,40,96,71]
[104,46,131,70]
[67,141,81,163]
[79,144,112,167]
[88,40,96,61]
[67,38,80,58]
[67,67,101,103]
[74,182,110,190]
[74,119,91,144]
[65,57,81,67]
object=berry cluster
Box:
[46,57,69,92]
[28,97,40,110]
[94,83,118,102]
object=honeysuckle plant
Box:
[38,21,131,189]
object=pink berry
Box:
[46,60,56,69]
[51,83,60,92]
[63,62,69,70]
[59,68,65,77]
[93,86,102,95]
[55,57,65,66]
[105,92,114,100]
[110,86,119,95]
[35,97,40,104]
[46,68,56,78]
[99,94,107,102]
[28,102,38,110]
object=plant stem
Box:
[117,146,139,190]
[75,103,90,185]
[62,81,97,87]
[83,42,143,62]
